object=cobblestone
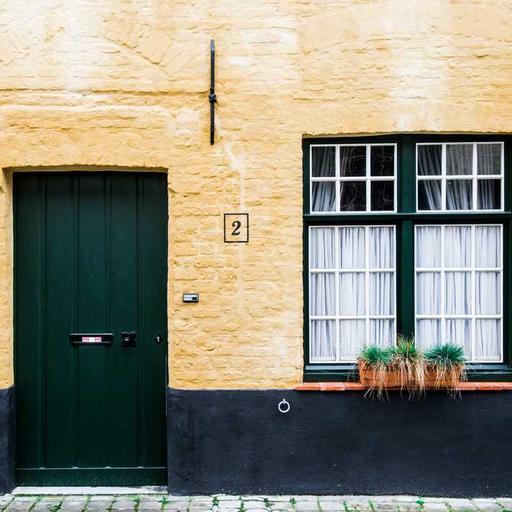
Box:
[0,495,509,512]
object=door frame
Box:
[12,168,170,487]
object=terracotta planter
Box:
[357,360,402,388]
[424,365,464,388]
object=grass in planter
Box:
[424,343,466,391]
[359,346,396,399]
[360,345,395,366]
[394,335,426,396]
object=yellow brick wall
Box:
[1,0,512,388]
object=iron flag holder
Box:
[209,39,217,145]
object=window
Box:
[304,136,511,380]
[415,225,502,362]
[311,144,396,213]
[309,225,396,362]
[417,142,503,211]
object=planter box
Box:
[357,360,402,388]
[424,366,464,389]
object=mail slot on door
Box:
[69,333,113,346]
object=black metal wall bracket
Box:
[209,39,217,145]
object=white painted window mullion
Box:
[471,225,476,362]
[440,225,446,346]
[334,226,340,362]
[366,145,371,212]
[441,144,447,210]
[365,226,370,346]
[335,145,340,213]
[472,142,478,210]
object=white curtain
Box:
[418,145,442,210]
[311,147,336,212]
[477,143,501,175]
[310,225,395,362]
[310,320,336,361]
[447,180,472,210]
[310,274,335,316]
[416,225,502,361]
[312,147,335,177]
[310,228,335,269]
[419,180,442,210]
[339,320,365,360]
[339,273,365,315]
[477,180,499,210]
[475,320,501,361]
[418,143,501,211]
[339,227,365,268]
[312,182,335,212]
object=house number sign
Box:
[224,213,249,243]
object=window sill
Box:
[296,382,512,392]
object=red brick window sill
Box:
[296,382,512,392]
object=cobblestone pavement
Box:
[0,495,509,512]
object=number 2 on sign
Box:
[231,220,241,236]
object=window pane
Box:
[339,181,365,211]
[445,226,471,268]
[369,320,394,347]
[475,320,501,362]
[477,179,500,210]
[310,320,336,361]
[446,179,472,210]
[312,146,335,177]
[339,146,365,177]
[339,273,365,315]
[415,224,503,363]
[369,273,394,315]
[416,226,441,268]
[371,181,394,211]
[309,224,396,363]
[418,180,442,210]
[477,143,501,175]
[447,144,472,175]
[475,226,501,267]
[418,145,442,176]
[476,272,501,315]
[416,272,441,315]
[310,273,335,316]
[309,228,335,269]
[339,227,365,269]
[339,320,365,360]
[445,272,471,315]
[446,319,471,357]
[370,146,394,176]
[416,319,441,351]
[312,182,335,212]
[369,226,394,268]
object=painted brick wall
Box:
[1,0,512,388]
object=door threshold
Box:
[12,486,167,496]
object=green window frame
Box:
[303,135,512,382]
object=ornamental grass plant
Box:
[358,338,466,399]
[424,343,466,392]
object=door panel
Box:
[14,172,168,485]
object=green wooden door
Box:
[14,172,168,486]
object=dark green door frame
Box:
[14,172,168,486]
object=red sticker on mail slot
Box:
[82,336,102,343]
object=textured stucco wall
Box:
[1,0,512,388]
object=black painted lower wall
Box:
[167,387,512,497]
[0,387,14,495]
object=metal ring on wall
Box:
[278,399,291,414]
